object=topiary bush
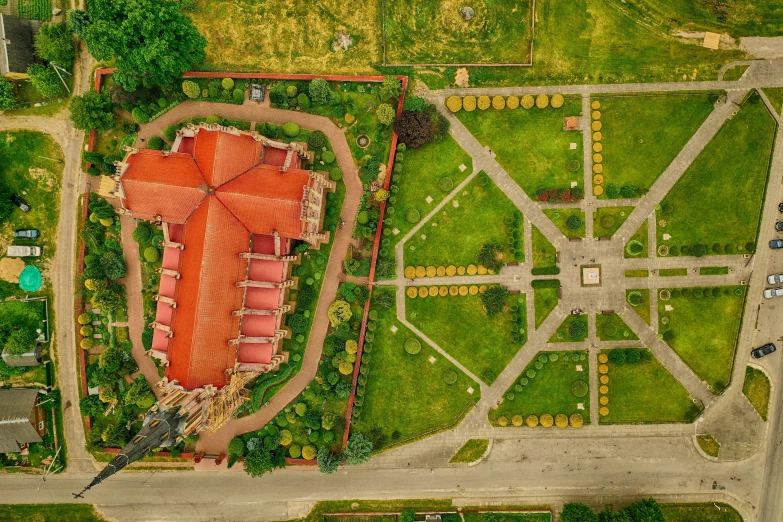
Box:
[443,369,457,384]
[446,96,462,112]
[406,208,421,224]
[233,89,244,101]
[282,122,300,137]
[566,214,583,230]
[571,379,588,397]
[143,246,160,263]
[322,151,336,164]
[182,80,200,99]
[147,136,164,150]
[626,240,644,256]
[222,78,235,90]
[404,338,421,355]
[569,413,584,428]
[568,320,586,339]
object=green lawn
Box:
[696,434,721,458]
[354,289,479,443]
[743,366,771,421]
[404,174,521,267]
[700,266,729,275]
[722,65,749,81]
[532,226,557,269]
[660,503,742,522]
[383,0,533,64]
[625,219,649,258]
[593,206,634,238]
[625,270,648,278]
[534,287,558,328]
[406,293,526,384]
[627,289,651,325]
[464,514,551,522]
[548,315,587,343]
[0,505,106,521]
[660,268,688,277]
[764,88,783,113]
[658,93,776,256]
[489,351,589,424]
[543,208,586,239]
[600,349,701,423]
[594,93,715,197]
[388,134,472,246]
[455,99,584,199]
[596,313,638,341]
[0,131,64,272]
[449,439,489,463]
[659,286,745,392]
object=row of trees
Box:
[561,498,665,522]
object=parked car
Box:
[777,222,783,232]
[7,245,41,257]
[13,229,39,238]
[751,343,777,359]
[771,239,783,249]
[768,273,783,284]
[779,203,783,212]
[764,287,783,298]
[10,194,30,212]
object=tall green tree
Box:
[77,0,207,91]
[34,22,76,66]
[344,433,373,465]
[6,327,37,356]
[243,447,286,477]
[70,90,115,131]
[561,503,599,522]
[0,79,15,110]
[27,64,64,98]
[316,446,340,474]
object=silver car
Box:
[768,273,783,284]
[764,287,783,299]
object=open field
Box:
[407,293,525,384]
[404,175,520,267]
[627,289,651,324]
[489,351,589,424]
[594,94,715,197]
[743,366,771,421]
[658,92,777,256]
[658,286,745,392]
[600,349,701,424]
[0,504,107,522]
[455,99,583,199]
[355,289,479,443]
[383,0,533,65]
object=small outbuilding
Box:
[0,14,39,80]
[0,389,45,454]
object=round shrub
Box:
[477,95,491,110]
[282,122,300,137]
[443,369,458,384]
[506,96,520,109]
[626,240,644,256]
[483,370,496,382]
[404,338,421,355]
[182,80,200,99]
[551,94,564,108]
[233,88,244,101]
[497,416,508,426]
[205,115,220,124]
[322,151,336,164]
[143,246,160,263]
[511,415,524,427]
[605,183,620,198]
[526,369,536,379]
[301,445,317,460]
[521,95,535,109]
[526,415,539,427]
[535,94,549,109]
[406,208,421,224]
[506,392,515,401]
[566,215,583,230]
[569,413,584,428]
[463,96,477,111]
[298,93,311,108]
[80,338,93,349]
[439,176,454,192]
[555,414,568,428]
[540,413,554,427]
[568,320,586,338]
[308,130,327,149]
[446,96,462,112]
[132,224,152,243]
[80,325,93,336]
[329,167,342,181]
[222,78,235,90]
[599,406,609,416]
[519,377,528,386]
[147,136,164,150]
[571,379,588,397]
[131,107,150,124]
[566,159,580,172]
[602,322,618,337]
[492,96,505,110]
[78,313,92,325]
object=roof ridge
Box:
[213,193,251,234]
[212,130,263,190]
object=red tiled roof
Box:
[193,130,264,187]
[122,150,207,224]
[217,165,310,238]
[166,198,250,389]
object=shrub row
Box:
[404,264,492,278]
[535,187,584,203]
[664,286,743,299]
[531,279,560,289]
[447,94,566,113]
[531,266,561,276]
[497,413,582,428]
[659,242,755,257]
[406,285,487,299]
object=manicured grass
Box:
[722,65,749,81]
[543,208,586,239]
[389,134,472,245]
[624,219,649,258]
[548,315,587,343]
[627,289,651,324]
[489,351,590,424]
[600,349,702,423]
[449,439,489,463]
[696,434,721,458]
[625,270,648,278]
[355,289,479,443]
[594,93,716,197]
[0,505,106,521]
[383,0,532,64]
[660,268,688,277]
[0,131,64,273]
[596,313,638,341]
[406,293,526,384]
[658,286,745,392]
[658,93,776,256]
[455,99,584,199]
[593,206,634,237]
[660,503,742,522]
[764,88,783,114]
[532,225,557,269]
[743,366,771,421]
[534,287,558,329]
[700,266,729,275]
[405,174,522,267]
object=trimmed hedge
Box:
[531,266,560,276]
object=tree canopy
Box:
[27,64,64,98]
[344,433,373,465]
[0,79,16,110]
[243,446,286,477]
[34,22,76,66]
[75,0,207,91]
[394,110,435,149]
[70,90,116,131]
[316,446,340,474]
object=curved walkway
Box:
[126,100,363,454]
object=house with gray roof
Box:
[0,14,39,80]
[0,389,45,453]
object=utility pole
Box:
[49,62,72,94]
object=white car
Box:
[7,245,41,257]
[769,273,783,284]
[764,287,783,299]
